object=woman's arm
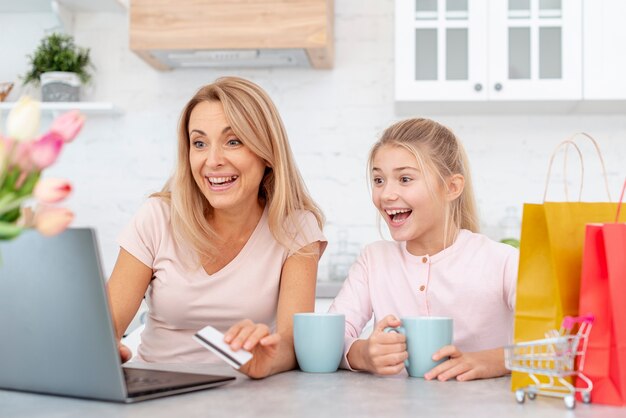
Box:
[228,241,321,378]
[106,248,153,342]
[271,241,321,373]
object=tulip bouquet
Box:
[0,97,85,240]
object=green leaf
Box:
[0,208,21,223]
[500,238,520,249]
[21,33,94,86]
[16,172,40,197]
[0,221,22,240]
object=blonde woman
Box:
[329,118,518,380]
[107,77,326,379]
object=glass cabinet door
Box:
[395,0,488,101]
[488,0,582,100]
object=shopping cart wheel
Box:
[582,392,591,403]
[564,395,576,409]
[528,392,536,400]
[515,389,525,404]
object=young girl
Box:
[329,118,518,381]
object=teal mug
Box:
[293,313,345,373]
[386,316,453,378]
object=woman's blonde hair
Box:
[368,118,479,240]
[154,76,324,263]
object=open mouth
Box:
[207,175,239,188]
[385,208,413,224]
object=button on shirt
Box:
[329,230,518,370]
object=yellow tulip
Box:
[33,206,74,237]
[7,96,40,142]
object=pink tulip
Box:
[33,178,72,203]
[34,206,74,237]
[0,137,6,162]
[50,110,85,143]
[30,132,64,170]
[10,140,34,171]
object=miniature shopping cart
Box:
[504,315,594,409]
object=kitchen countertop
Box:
[1,363,625,418]
[315,280,343,298]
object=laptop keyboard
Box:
[125,368,172,387]
[123,367,234,397]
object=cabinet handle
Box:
[494,83,503,91]
[474,83,483,92]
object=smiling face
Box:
[371,145,448,254]
[188,100,266,214]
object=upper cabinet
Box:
[130,0,334,70]
[583,0,626,100]
[395,0,585,104]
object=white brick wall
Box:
[2,1,626,281]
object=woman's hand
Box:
[118,342,132,363]
[347,315,408,375]
[224,319,281,379]
[424,346,507,381]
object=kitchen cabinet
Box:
[130,0,333,70]
[395,0,582,104]
[583,0,626,100]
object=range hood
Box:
[130,0,334,70]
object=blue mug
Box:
[386,316,453,378]
[294,313,345,373]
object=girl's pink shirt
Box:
[329,229,518,370]
[118,197,326,363]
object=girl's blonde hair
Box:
[368,118,479,239]
[154,76,324,263]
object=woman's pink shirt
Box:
[118,197,326,363]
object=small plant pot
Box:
[40,71,80,102]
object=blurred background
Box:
[1,0,625,289]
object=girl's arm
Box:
[328,255,373,368]
[424,346,508,381]
[106,248,153,361]
[225,241,322,379]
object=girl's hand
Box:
[224,319,281,379]
[357,315,408,375]
[424,346,507,381]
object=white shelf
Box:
[0,0,125,13]
[0,102,122,116]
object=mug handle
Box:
[384,326,409,368]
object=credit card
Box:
[193,325,253,369]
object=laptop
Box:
[0,228,235,403]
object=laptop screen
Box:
[0,229,129,400]
[0,228,235,402]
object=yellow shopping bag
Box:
[511,134,624,390]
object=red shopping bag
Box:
[577,182,626,405]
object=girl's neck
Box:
[405,227,460,256]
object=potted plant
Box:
[22,33,94,102]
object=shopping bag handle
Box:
[616,177,626,223]
[543,132,612,202]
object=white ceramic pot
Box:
[40,71,80,102]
